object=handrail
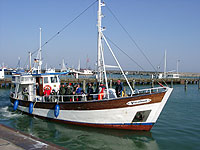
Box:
[10,86,168,102]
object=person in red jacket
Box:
[98,83,105,100]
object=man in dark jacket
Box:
[59,84,66,95]
[87,83,94,100]
[115,80,123,97]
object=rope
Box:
[31,0,98,55]
[105,35,145,71]
[106,5,157,71]
[33,101,37,112]
[106,5,168,86]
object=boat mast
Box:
[17,57,21,70]
[177,59,180,74]
[38,28,42,74]
[164,50,167,78]
[97,0,104,83]
[29,52,32,71]
[96,0,134,95]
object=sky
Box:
[0,0,200,73]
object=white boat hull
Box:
[10,88,173,131]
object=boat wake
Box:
[0,106,22,120]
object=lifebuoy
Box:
[44,85,52,95]
[44,85,52,91]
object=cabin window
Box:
[132,110,151,122]
[51,76,57,83]
[44,77,49,83]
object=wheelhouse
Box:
[11,73,60,101]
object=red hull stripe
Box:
[53,119,154,131]
[22,111,154,131]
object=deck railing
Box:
[10,86,168,102]
[134,87,167,95]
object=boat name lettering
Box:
[126,99,151,105]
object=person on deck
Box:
[50,89,57,102]
[75,84,82,101]
[98,83,105,100]
[66,83,73,101]
[59,84,66,101]
[59,84,66,95]
[22,88,29,100]
[87,83,94,100]
[115,79,123,97]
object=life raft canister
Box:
[43,85,52,95]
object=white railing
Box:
[134,87,167,95]
[12,76,35,84]
[10,87,168,103]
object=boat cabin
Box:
[35,74,60,96]
[11,73,60,101]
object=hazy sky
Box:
[0,0,200,73]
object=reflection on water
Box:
[11,113,159,150]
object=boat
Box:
[0,67,5,80]
[0,63,7,80]
[157,50,180,79]
[10,0,173,131]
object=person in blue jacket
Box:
[75,84,82,101]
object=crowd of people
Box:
[57,82,94,101]
[45,79,125,101]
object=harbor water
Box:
[0,84,200,150]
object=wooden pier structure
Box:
[0,79,12,88]
[60,78,200,86]
[1,77,199,89]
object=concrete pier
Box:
[0,124,66,150]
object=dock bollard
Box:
[185,80,188,90]
[171,80,173,88]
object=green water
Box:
[0,85,200,150]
